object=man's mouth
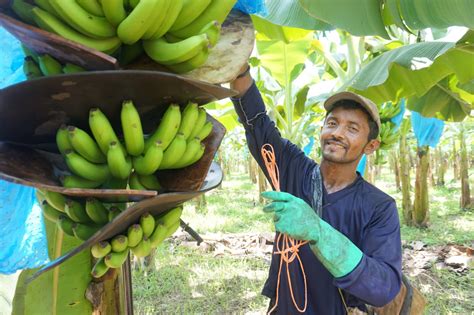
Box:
[325,140,346,149]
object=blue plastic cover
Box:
[411,111,445,148]
[234,0,267,15]
[0,27,49,274]
[390,99,405,129]
[356,154,367,176]
[303,136,314,156]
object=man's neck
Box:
[320,159,358,194]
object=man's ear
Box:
[364,139,380,155]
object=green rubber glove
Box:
[262,191,363,278]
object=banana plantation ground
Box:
[132,165,474,314]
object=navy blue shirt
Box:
[232,83,402,314]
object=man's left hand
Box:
[262,191,320,242]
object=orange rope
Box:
[261,144,309,314]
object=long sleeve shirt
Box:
[231,82,402,314]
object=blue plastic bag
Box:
[234,0,267,15]
[411,111,445,148]
[0,27,49,274]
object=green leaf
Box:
[289,63,305,82]
[252,15,313,43]
[399,0,474,30]
[294,85,310,118]
[298,0,389,38]
[216,113,239,132]
[256,38,312,87]
[256,0,333,31]
[13,220,92,315]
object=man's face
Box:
[320,106,373,164]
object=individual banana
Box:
[32,8,122,53]
[180,142,205,168]
[188,108,207,140]
[76,0,104,17]
[104,249,129,268]
[107,141,132,179]
[23,56,43,80]
[164,220,180,238]
[197,20,221,47]
[143,34,209,66]
[128,0,139,8]
[41,200,62,222]
[85,198,110,224]
[131,236,151,257]
[10,0,36,25]
[91,259,110,278]
[148,0,183,40]
[196,121,213,141]
[101,0,127,27]
[89,108,123,155]
[129,172,147,190]
[169,0,212,31]
[62,63,86,73]
[127,224,143,247]
[117,0,159,44]
[33,0,60,18]
[42,190,66,212]
[73,223,101,240]
[65,199,92,223]
[158,133,187,169]
[21,44,39,63]
[140,213,155,238]
[35,190,46,204]
[56,124,73,155]
[138,174,162,190]
[170,137,201,169]
[68,126,106,163]
[132,141,163,175]
[170,0,236,38]
[121,100,144,156]
[102,177,128,190]
[38,54,63,75]
[111,235,129,252]
[165,48,209,74]
[178,103,199,140]
[64,150,111,182]
[108,206,122,221]
[91,241,112,258]
[141,0,169,40]
[61,175,104,189]
[149,223,167,247]
[57,214,75,236]
[144,104,181,151]
[156,206,183,228]
[48,0,116,39]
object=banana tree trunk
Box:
[248,156,257,184]
[365,154,374,184]
[390,150,401,191]
[459,124,472,210]
[413,146,430,227]
[452,138,459,180]
[435,147,447,186]
[257,168,268,204]
[399,128,413,225]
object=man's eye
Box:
[327,121,336,126]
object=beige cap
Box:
[324,91,381,131]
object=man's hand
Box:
[229,63,253,98]
[262,191,320,243]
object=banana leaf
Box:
[298,0,389,38]
[12,219,92,315]
[251,15,313,43]
[344,39,474,121]
[256,0,333,31]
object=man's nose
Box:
[331,125,345,139]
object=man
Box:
[230,65,402,314]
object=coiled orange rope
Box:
[261,144,309,314]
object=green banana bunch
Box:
[101,0,127,27]
[196,121,213,141]
[188,109,207,140]
[10,0,36,25]
[379,122,400,150]
[40,200,63,222]
[104,249,129,268]
[56,125,73,155]
[73,222,101,240]
[158,132,187,170]
[117,42,144,66]
[61,175,104,189]
[68,126,106,163]
[145,104,181,151]
[141,0,170,40]
[85,198,110,224]
[32,8,122,53]
[379,102,402,121]
[23,56,43,80]
[170,137,201,169]
[37,54,63,75]
[138,174,162,190]
[76,0,105,17]
[129,172,147,190]
[34,0,60,18]
[65,199,92,223]
[131,236,152,257]
[165,47,209,74]
[89,108,123,155]
[178,102,199,140]
[107,141,132,180]
[169,0,236,39]
[147,0,183,40]
[57,215,75,236]
[121,100,144,156]
[41,190,66,212]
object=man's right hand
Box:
[230,64,253,98]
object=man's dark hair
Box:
[325,100,379,141]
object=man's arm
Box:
[230,67,315,195]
